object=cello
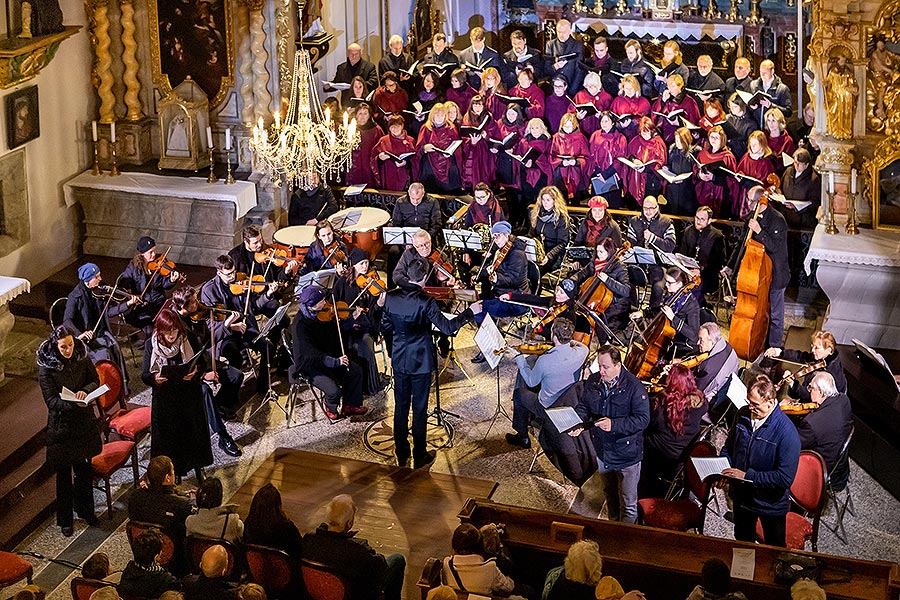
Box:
[577,241,631,314]
[729,174,780,361]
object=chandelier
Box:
[250,37,359,188]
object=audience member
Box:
[185,477,244,543]
[118,529,181,599]
[596,576,626,600]
[685,558,748,600]
[243,483,303,556]
[442,523,515,596]
[13,586,46,600]
[237,583,268,600]
[183,545,239,600]
[479,523,515,577]
[87,588,118,600]
[791,579,827,600]
[82,552,120,584]
[426,585,458,600]
[543,540,607,600]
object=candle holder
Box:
[91,139,102,175]
[745,0,763,24]
[109,139,121,177]
[207,147,219,183]
[615,0,629,16]
[846,192,860,235]
[225,148,236,184]
[727,0,740,22]
[825,191,839,235]
[704,0,720,20]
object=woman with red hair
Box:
[638,363,708,498]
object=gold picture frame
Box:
[147,0,235,108]
[867,134,900,231]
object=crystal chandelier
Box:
[250,31,359,188]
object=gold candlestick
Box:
[225,148,235,184]
[207,147,219,183]
[846,192,859,235]
[91,140,102,175]
[825,191,839,235]
[109,139,120,177]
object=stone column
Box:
[85,0,117,123]
[247,0,272,124]
[119,0,144,121]
[237,0,255,126]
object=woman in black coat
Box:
[665,128,699,216]
[37,325,102,535]
[575,237,631,337]
[780,148,821,230]
[141,308,214,481]
[529,186,571,275]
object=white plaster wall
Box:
[0,0,94,284]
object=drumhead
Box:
[273,225,316,247]
[330,207,390,232]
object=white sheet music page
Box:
[474,314,505,370]
[546,407,584,433]
[691,456,731,481]
[727,374,748,409]
[731,548,756,581]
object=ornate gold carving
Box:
[249,8,273,122]
[818,145,854,169]
[275,0,291,111]
[86,0,116,123]
[862,134,900,230]
[119,0,143,120]
[823,49,858,140]
[0,27,79,89]
[237,3,254,125]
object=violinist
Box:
[763,330,847,403]
[575,237,631,338]
[63,262,136,385]
[199,255,270,394]
[460,183,506,283]
[333,248,387,396]
[119,236,183,334]
[528,186,570,275]
[692,322,739,409]
[626,196,676,306]
[502,278,591,342]
[795,372,853,491]
[170,287,243,457]
[630,266,700,356]
[387,183,443,286]
[574,195,623,249]
[722,185,789,349]
[229,225,296,314]
[303,220,349,274]
[393,229,457,289]
[677,206,725,302]
[291,286,367,421]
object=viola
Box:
[148,254,178,277]
[91,284,144,305]
[776,359,827,392]
[254,245,292,268]
[494,342,553,356]
[355,270,387,296]
[427,250,455,282]
[228,273,269,295]
[189,302,238,322]
[325,242,348,266]
[317,300,368,322]
[780,401,819,416]
[647,351,710,394]
[532,303,568,333]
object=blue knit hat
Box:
[78,263,100,282]
[299,285,327,307]
[491,221,512,235]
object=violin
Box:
[91,285,144,305]
[148,254,178,277]
[776,359,827,391]
[254,245,292,268]
[494,342,553,356]
[317,300,368,322]
[189,303,238,322]
[422,287,479,302]
[355,270,387,296]
[646,351,710,394]
[427,250,455,282]
[532,303,568,333]
[325,242,349,266]
[228,273,269,295]
[487,242,512,276]
[780,401,819,416]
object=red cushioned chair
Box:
[638,440,717,533]
[71,576,112,600]
[756,449,827,551]
[92,439,140,517]
[95,360,151,445]
[301,558,348,600]
[127,521,177,569]
[0,551,33,595]
[246,544,296,598]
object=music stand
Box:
[294,269,337,297]
[622,246,657,266]
[444,228,485,252]
[383,227,420,246]
[436,310,475,386]
[474,314,511,439]
[428,332,457,448]
[519,236,540,263]
[330,209,362,230]
[566,246,594,261]
[249,302,292,420]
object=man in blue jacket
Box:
[721,373,801,547]
[573,345,650,523]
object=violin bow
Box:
[93,274,125,337]
[243,262,256,317]
[474,237,496,282]
[141,246,172,300]
[331,293,347,365]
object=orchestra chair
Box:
[49,296,68,328]
[126,521,176,569]
[245,544,296,599]
[95,360,151,447]
[627,265,652,312]
[0,551,33,595]
[637,440,717,533]
[823,425,856,544]
[70,576,112,600]
[285,367,327,427]
[301,558,349,600]
[185,536,240,579]
[110,314,143,364]
[756,449,827,552]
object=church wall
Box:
[315,0,385,87]
[0,0,94,284]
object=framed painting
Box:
[147,0,234,107]
[5,85,39,148]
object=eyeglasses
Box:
[664,279,679,286]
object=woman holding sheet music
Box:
[517,118,553,204]
[735,131,777,218]
[652,74,700,145]
[764,108,795,176]
[415,103,462,193]
[588,112,627,208]
[345,103,383,187]
[406,71,442,139]
[780,148,821,229]
[611,74,651,139]
[664,127,700,216]
[446,68,476,114]
[568,71,613,137]
[38,325,103,535]
[373,115,416,191]
[551,113,591,201]
[623,117,666,205]
[372,71,408,125]
[461,95,500,189]
[479,67,507,121]
[725,93,756,159]
[509,68,546,120]
[693,125,739,219]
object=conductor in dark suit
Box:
[796,372,853,490]
[381,257,482,468]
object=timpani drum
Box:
[273,226,316,261]
[329,207,390,260]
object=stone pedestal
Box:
[805,224,900,349]
[0,277,31,382]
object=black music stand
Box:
[427,335,457,448]
[249,302,291,420]
[475,314,511,440]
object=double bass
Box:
[729,174,780,361]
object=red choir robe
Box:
[415,122,462,185]
[589,128,628,181]
[372,131,416,191]
[346,123,384,186]
[611,95,651,140]
[735,152,777,218]
[372,87,409,119]
[446,84,477,115]
[699,110,727,132]
[517,134,553,190]
[495,119,525,189]
[510,83,546,120]
[568,89,614,137]
[693,145,739,218]
[652,92,701,145]
[623,134,667,203]
[482,88,507,121]
[545,94,570,133]
[461,112,500,189]
[550,130,590,198]
[765,132,795,176]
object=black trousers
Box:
[733,505,787,547]
[56,460,94,527]
[311,363,364,412]
[393,372,432,462]
[201,364,244,434]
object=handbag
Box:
[774,552,820,584]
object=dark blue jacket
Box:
[576,367,650,470]
[721,405,801,516]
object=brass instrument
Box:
[533,237,546,264]
[471,223,492,250]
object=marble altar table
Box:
[64,171,258,265]
[805,224,900,350]
[573,17,744,42]
[0,276,31,382]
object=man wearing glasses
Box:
[720,373,801,547]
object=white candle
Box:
[324,107,331,124]
[829,172,834,194]
[253,126,259,145]
[110,122,116,143]
[343,111,349,130]
[206,126,214,148]
[226,128,232,150]
[274,112,281,129]
[92,121,98,142]
[851,168,857,194]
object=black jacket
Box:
[391,195,443,240]
[648,288,701,349]
[199,276,261,347]
[502,46,545,87]
[686,69,726,109]
[378,51,414,78]
[478,238,530,296]
[530,211,571,268]
[37,338,102,469]
[619,57,655,99]
[781,349,847,403]
[289,185,338,226]
[302,524,390,600]
[118,561,181,599]
[575,260,631,318]
[728,205,790,290]
[678,224,726,296]
[546,37,586,95]
[725,75,752,97]
[459,45,503,89]
[574,216,622,248]
[334,58,379,106]
[780,165,821,229]
[120,260,175,306]
[796,393,852,489]
[128,486,193,541]
[626,213,676,252]
[749,74,793,123]
[291,312,347,378]
[725,112,757,160]
[64,281,129,338]
[381,284,473,375]
[183,574,239,600]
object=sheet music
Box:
[330,209,362,228]
[383,226,420,245]
[474,314,505,370]
[343,184,367,196]
[61,384,110,405]
[727,374,748,409]
[731,548,756,581]
[546,407,585,434]
[852,338,900,391]
[622,246,657,265]
[691,456,731,481]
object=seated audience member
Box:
[118,529,181,599]
[237,583,268,600]
[639,364,708,498]
[160,593,185,600]
[685,558,748,600]
[185,477,244,543]
[13,586,46,600]
[479,523,515,577]
[303,494,406,600]
[427,585,458,600]
[442,524,514,597]
[87,588,118,600]
[791,579,827,600]
[82,552,120,584]
[183,545,239,600]
[128,456,193,564]
[543,540,609,600]
[796,372,853,489]
[243,483,303,556]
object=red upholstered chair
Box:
[71,576,112,600]
[757,450,827,551]
[127,521,177,569]
[92,439,140,516]
[0,551,33,594]
[95,360,151,445]
[301,558,348,600]
[638,440,717,533]
[245,544,296,598]
[185,536,240,578]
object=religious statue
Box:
[18,1,33,38]
[16,0,64,37]
[165,115,190,157]
[823,54,859,140]
[867,37,900,133]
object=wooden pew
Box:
[415,498,900,600]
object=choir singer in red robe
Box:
[735,131,777,218]
[551,113,591,202]
[652,74,700,145]
[373,115,416,191]
[346,103,383,186]
[415,103,462,194]
[568,71,613,137]
[623,117,666,206]
[461,95,500,190]
[693,125,739,218]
